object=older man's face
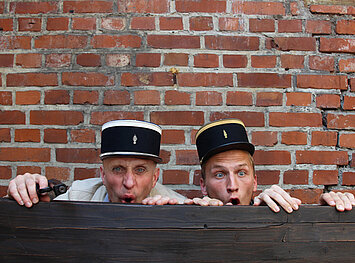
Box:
[100,157,159,203]
[201,150,256,205]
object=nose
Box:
[123,169,135,189]
[227,174,238,193]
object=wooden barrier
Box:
[1,198,355,262]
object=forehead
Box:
[205,150,252,170]
[103,156,156,167]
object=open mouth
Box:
[122,197,134,203]
[230,198,240,205]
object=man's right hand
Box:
[6,173,50,208]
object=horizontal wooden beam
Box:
[1,198,355,262]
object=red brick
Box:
[309,56,335,72]
[270,112,322,127]
[256,170,279,185]
[191,129,198,145]
[0,111,25,125]
[252,131,277,146]
[35,35,87,49]
[44,129,67,143]
[256,92,282,106]
[136,53,161,67]
[320,38,355,53]
[16,53,41,68]
[46,54,71,68]
[92,35,141,48]
[339,134,355,148]
[249,19,274,32]
[10,2,58,14]
[352,153,355,168]
[278,19,302,33]
[297,75,347,90]
[63,1,113,13]
[210,112,264,127]
[160,17,183,30]
[190,16,213,31]
[77,53,101,67]
[73,90,98,105]
[0,91,12,105]
[219,17,242,31]
[339,58,355,73]
[0,166,12,180]
[134,90,160,105]
[327,114,355,129]
[165,90,190,105]
[343,96,355,110]
[160,149,171,164]
[196,91,222,106]
[62,72,113,86]
[47,17,69,31]
[311,131,337,147]
[223,55,247,68]
[316,94,340,109]
[16,91,40,105]
[178,73,233,87]
[15,129,40,142]
[103,90,130,105]
[273,37,316,51]
[30,111,83,125]
[117,0,169,13]
[71,129,96,143]
[122,72,173,86]
[306,20,332,34]
[281,54,304,69]
[254,150,291,165]
[288,189,323,204]
[0,36,31,50]
[147,35,200,49]
[343,172,355,186]
[351,78,355,92]
[251,55,276,68]
[0,128,11,142]
[106,54,130,67]
[163,170,189,184]
[176,0,226,13]
[296,150,348,165]
[193,170,201,185]
[238,73,291,88]
[90,112,144,125]
[310,4,347,14]
[0,148,50,162]
[0,2,3,13]
[177,189,202,199]
[162,130,185,144]
[226,91,252,106]
[348,6,355,15]
[151,111,204,126]
[284,170,308,185]
[101,17,125,30]
[130,17,155,30]
[205,35,259,51]
[45,90,70,105]
[56,148,100,164]
[74,168,99,180]
[281,131,307,145]
[233,1,285,15]
[313,170,338,185]
[0,54,14,67]
[0,18,13,31]
[336,20,355,35]
[290,2,299,15]
[286,92,312,106]
[164,53,188,66]
[17,166,41,176]
[7,73,57,87]
[72,17,96,30]
[45,167,70,181]
[176,150,199,165]
[194,54,218,68]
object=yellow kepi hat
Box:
[100,120,162,163]
[195,119,255,164]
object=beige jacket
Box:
[54,178,185,204]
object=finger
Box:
[208,199,223,206]
[345,193,355,206]
[339,193,352,211]
[329,192,344,211]
[156,197,170,205]
[16,175,34,208]
[320,193,335,206]
[184,198,193,205]
[292,197,302,205]
[141,197,152,205]
[270,185,299,210]
[7,180,24,206]
[168,198,178,205]
[193,197,208,206]
[37,175,49,193]
[148,195,162,205]
[25,175,40,205]
[258,193,280,213]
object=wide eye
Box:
[238,171,246,177]
[135,167,146,174]
[215,172,225,179]
[113,166,123,173]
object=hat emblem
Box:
[223,130,228,139]
[133,134,137,144]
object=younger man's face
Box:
[200,150,257,205]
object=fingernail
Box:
[293,204,299,210]
[19,200,24,206]
[32,198,38,203]
[287,207,293,213]
[330,201,335,206]
[25,202,32,207]
[338,205,344,210]
[275,207,280,212]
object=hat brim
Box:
[100,152,162,163]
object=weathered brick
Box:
[297,75,347,90]
[314,170,338,185]
[339,134,355,148]
[290,2,299,15]
[16,91,41,105]
[309,56,335,72]
[205,35,259,51]
[233,1,285,15]
[130,16,155,30]
[339,58,355,73]
[62,72,113,86]
[256,170,280,185]
[281,54,304,69]
[281,131,307,145]
[311,131,337,146]
[0,111,25,125]
[0,2,3,13]
[251,55,276,68]
[190,16,213,31]
[0,128,11,142]
[278,19,302,33]
[270,112,322,127]
[219,17,242,31]
[196,91,222,106]
[327,114,355,129]
[306,20,332,34]
[165,90,190,105]
[134,90,160,105]
[316,94,340,109]
[147,35,200,49]
[252,131,277,146]
[320,38,355,53]
[223,55,247,68]
[71,129,96,143]
[63,1,113,13]
[0,148,50,162]
[178,73,233,87]
[7,73,57,87]
[103,90,130,105]
[283,170,308,185]
[175,150,199,165]
[0,91,12,105]
[351,78,355,92]
[194,54,218,68]
[10,2,58,14]
[101,17,125,31]
[151,111,204,126]
[160,17,183,30]
[226,91,252,106]
[249,19,274,32]
[164,53,188,66]
[160,149,171,164]
[77,53,101,67]
[286,92,311,106]
[45,90,70,105]
[74,168,99,180]
[106,54,130,67]
[90,112,144,125]
[352,153,355,168]
[287,189,323,204]
[44,129,67,143]
[0,36,31,50]
[163,170,189,184]
[0,166,12,180]
[17,166,41,176]
[46,54,71,68]
[272,37,316,51]
[121,72,173,86]
[118,0,169,13]
[15,129,40,142]
[30,111,83,125]
[343,172,355,185]
[296,150,348,165]
[56,148,100,164]
[47,17,69,31]
[254,150,291,165]
[238,73,291,88]
[256,92,282,106]
[162,130,185,144]
[210,112,264,127]
[45,167,70,181]
[35,35,88,49]
[0,54,14,67]
[343,96,355,110]
[16,53,41,68]
[136,53,161,67]
[176,0,226,13]
[92,35,141,48]
[0,18,13,31]
[72,17,96,30]
[310,5,347,15]
[336,20,355,35]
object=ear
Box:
[100,165,105,184]
[152,167,159,188]
[200,177,208,196]
[253,174,257,192]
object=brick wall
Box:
[0,0,354,203]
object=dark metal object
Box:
[37,179,67,199]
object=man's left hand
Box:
[320,191,355,212]
[142,195,179,205]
